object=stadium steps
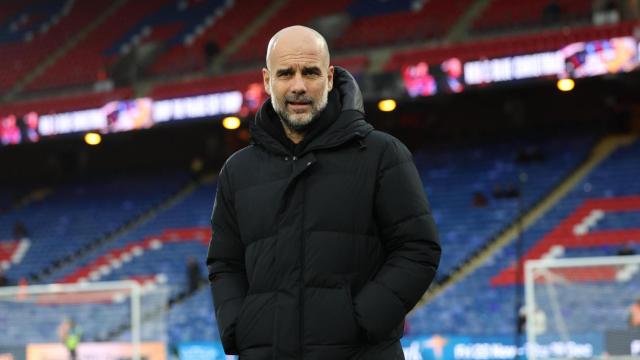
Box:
[3,187,52,214]
[134,0,288,97]
[34,175,207,283]
[209,0,290,73]
[445,0,493,42]
[415,134,637,308]
[366,47,394,74]
[2,0,130,102]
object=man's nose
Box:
[290,73,306,94]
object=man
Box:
[0,269,9,287]
[207,25,440,360]
[57,318,81,360]
[630,297,640,328]
[186,256,203,294]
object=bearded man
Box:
[207,25,440,360]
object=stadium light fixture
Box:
[556,78,575,92]
[378,99,397,112]
[84,132,102,146]
[222,116,241,130]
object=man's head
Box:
[263,26,334,133]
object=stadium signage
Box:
[403,36,640,96]
[178,342,237,360]
[152,92,243,123]
[465,36,640,85]
[26,342,166,360]
[0,346,25,360]
[451,341,593,360]
[464,52,564,85]
[177,334,603,360]
[4,91,243,143]
[399,334,601,360]
[39,108,106,136]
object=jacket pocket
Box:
[303,286,362,345]
[235,292,276,351]
[344,284,367,342]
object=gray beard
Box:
[274,98,327,133]
[279,111,316,133]
[271,85,329,134]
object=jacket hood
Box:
[251,66,373,156]
[334,66,365,115]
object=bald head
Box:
[262,26,334,139]
[265,25,330,70]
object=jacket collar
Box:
[251,67,373,157]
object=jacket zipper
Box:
[296,154,306,359]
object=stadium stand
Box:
[416,137,593,279]
[409,139,640,336]
[471,0,593,34]
[49,180,214,294]
[167,287,219,344]
[148,70,261,100]
[46,179,217,345]
[335,0,474,49]
[24,1,170,92]
[0,0,113,93]
[227,0,353,65]
[1,88,133,117]
[0,0,66,43]
[149,0,273,76]
[105,0,228,56]
[0,172,190,282]
[0,185,35,213]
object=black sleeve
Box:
[353,138,441,342]
[206,165,248,354]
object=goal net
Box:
[0,280,169,360]
[524,255,640,360]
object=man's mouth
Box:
[287,101,312,111]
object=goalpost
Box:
[0,280,168,360]
[525,255,640,360]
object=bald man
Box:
[207,26,440,360]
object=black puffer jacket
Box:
[207,67,440,360]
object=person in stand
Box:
[206,25,440,360]
[13,221,28,240]
[0,268,10,287]
[472,191,489,208]
[542,0,562,23]
[57,318,82,360]
[186,256,204,294]
[630,297,640,328]
[617,243,636,256]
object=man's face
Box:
[263,40,333,132]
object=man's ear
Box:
[327,65,334,91]
[262,68,271,95]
